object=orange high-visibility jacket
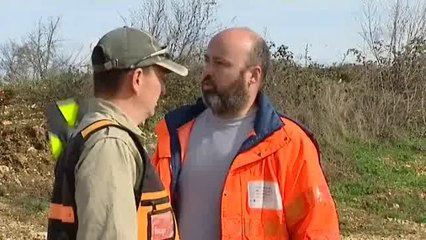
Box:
[152,94,341,239]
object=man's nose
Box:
[202,62,213,78]
[161,87,166,96]
[161,81,166,96]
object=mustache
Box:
[202,75,212,85]
[202,76,216,90]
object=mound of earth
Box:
[0,93,54,239]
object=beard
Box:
[201,71,250,116]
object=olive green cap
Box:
[91,26,188,76]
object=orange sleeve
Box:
[150,143,173,201]
[150,119,173,197]
[151,145,161,166]
[283,132,340,240]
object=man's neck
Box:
[98,96,147,126]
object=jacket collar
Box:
[76,98,143,137]
[164,92,284,151]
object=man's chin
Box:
[145,107,155,119]
[201,95,223,112]
[201,93,214,107]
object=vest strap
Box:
[80,119,118,139]
[78,119,147,210]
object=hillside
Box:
[0,94,51,239]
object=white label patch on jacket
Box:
[248,181,283,210]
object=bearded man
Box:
[151,27,341,240]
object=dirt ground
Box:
[0,93,425,240]
[0,197,425,240]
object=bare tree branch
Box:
[360,0,426,64]
[22,16,62,80]
[124,0,220,64]
[0,16,83,82]
[0,41,32,82]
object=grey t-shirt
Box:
[176,108,256,240]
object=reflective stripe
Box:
[81,119,116,138]
[57,99,80,128]
[48,203,75,223]
[46,98,80,161]
[154,202,172,211]
[141,190,169,201]
[49,132,63,160]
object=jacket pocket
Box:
[138,196,177,240]
[241,177,288,239]
[243,215,287,240]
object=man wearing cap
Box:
[46,26,187,240]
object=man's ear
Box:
[249,66,262,86]
[131,68,144,94]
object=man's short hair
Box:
[93,69,130,96]
[247,36,271,86]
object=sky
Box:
[0,0,367,65]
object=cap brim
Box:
[155,59,188,77]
